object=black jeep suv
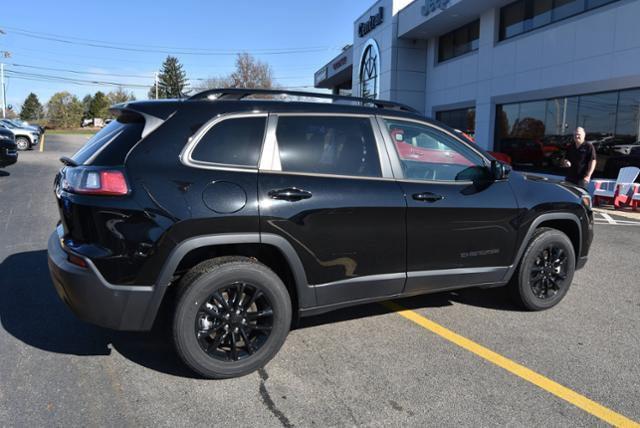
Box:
[48,89,593,378]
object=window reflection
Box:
[495,88,640,179]
[499,0,621,41]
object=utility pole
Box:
[0,28,6,118]
[1,63,5,119]
[155,71,159,100]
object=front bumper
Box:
[47,229,156,331]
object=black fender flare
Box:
[140,233,312,329]
[502,212,582,283]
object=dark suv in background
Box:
[48,89,593,378]
[0,127,18,168]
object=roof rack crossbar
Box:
[187,88,419,113]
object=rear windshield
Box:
[71,113,144,165]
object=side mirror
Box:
[490,160,511,180]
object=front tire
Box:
[16,137,30,151]
[172,257,292,379]
[510,228,576,311]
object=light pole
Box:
[0,28,6,118]
[155,71,159,99]
[0,62,5,119]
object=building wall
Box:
[351,0,427,112]
[422,0,640,149]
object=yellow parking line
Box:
[382,301,640,427]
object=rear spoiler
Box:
[110,101,179,139]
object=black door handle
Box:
[412,192,445,203]
[268,187,312,201]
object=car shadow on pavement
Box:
[0,250,521,378]
[0,170,10,177]
[297,286,522,330]
[0,249,199,379]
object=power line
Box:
[0,25,337,53]
[6,63,312,82]
[1,25,339,56]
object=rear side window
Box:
[191,116,266,167]
[275,116,381,178]
[71,113,144,166]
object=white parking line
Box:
[599,212,617,224]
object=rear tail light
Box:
[62,167,130,196]
[67,253,88,268]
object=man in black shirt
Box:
[563,127,596,189]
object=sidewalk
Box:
[593,206,640,221]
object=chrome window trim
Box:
[179,111,268,172]
[258,114,280,171]
[376,115,490,184]
[259,169,398,182]
[263,113,394,180]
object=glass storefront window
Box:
[495,88,640,179]
[577,92,618,140]
[615,89,640,144]
[436,107,476,137]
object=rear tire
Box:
[172,256,291,379]
[509,227,576,311]
[16,137,30,151]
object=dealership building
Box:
[314,0,640,176]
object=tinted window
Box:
[192,116,266,166]
[276,116,381,178]
[384,119,486,182]
[71,113,144,166]
[436,107,476,137]
[499,0,621,40]
[438,20,480,62]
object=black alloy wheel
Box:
[173,256,291,379]
[195,282,274,362]
[510,227,576,311]
[529,246,569,299]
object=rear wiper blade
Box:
[59,156,78,167]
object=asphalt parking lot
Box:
[0,135,639,427]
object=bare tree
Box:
[229,53,274,89]
[194,53,275,91]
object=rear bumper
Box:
[0,149,17,167]
[47,230,156,331]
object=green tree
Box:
[19,93,44,121]
[149,55,189,99]
[47,92,83,128]
[88,91,109,118]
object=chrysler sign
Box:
[358,7,384,38]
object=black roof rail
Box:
[187,88,419,114]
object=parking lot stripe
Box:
[382,301,640,427]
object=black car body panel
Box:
[0,128,18,167]
[48,91,593,331]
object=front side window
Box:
[384,119,486,182]
[276,116,381,178]
[191,116,266,166]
